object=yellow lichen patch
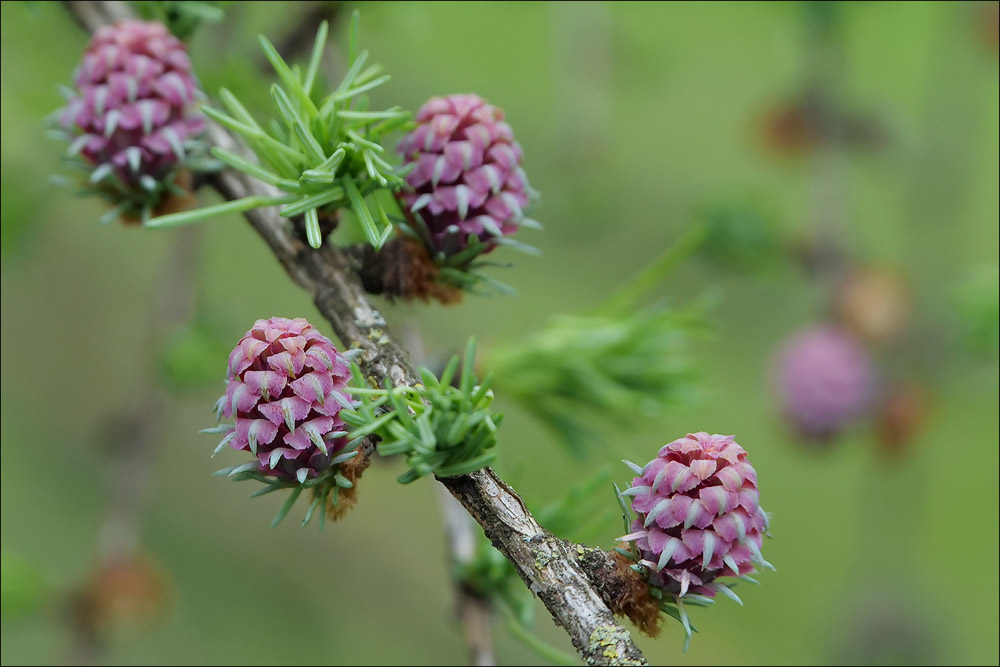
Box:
[586,626,644,666]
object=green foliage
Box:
[149,13,410,249]
[208,433,362,528]
[430,237,527,296]
[0,550,48,620]
[1,159,45,259]
[341,338,502,483]
[132,1,226,40]
[489,307,703,455]
[695,197,787,275]
[429,226,543,296]
[955,265,999,357]
[158,320,233,392]
[490,226,708,455]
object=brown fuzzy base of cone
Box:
[325,449,372,521]
[578,548,663,638]
[606,551,663,637]
[355,236,462,305]
[71,556,170,635]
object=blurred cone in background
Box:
[831,588,939,666]
[975,1,999,55]
[757,98,821,159]
[757,93,889,159]
[773,324,879,445]
[875,382,929,462]
[835,267,911,344]
[71,555,170,637]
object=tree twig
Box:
[61,3,649,663]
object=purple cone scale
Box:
[217,317,351,483]
[619,433,771,598]
[774,325,877,439]
[397,94,532,256]
[59,20,205,190]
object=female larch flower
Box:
[619,432,772,599]
[58,20,206,220]
[215,317,352,482]
[397,93,534,259]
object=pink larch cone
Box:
[59,20,205,201]
[619,433,772,599]
[215,317,351,483]
[396,93,534,258]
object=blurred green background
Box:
[2,1,998,665]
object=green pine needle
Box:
[148,18,410,249]
[341,339,501,484]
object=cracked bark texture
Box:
[62,3,649,664]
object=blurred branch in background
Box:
[268,1,345,68]
[66,226,202,666]
[437,487,497,667]
[407,324,497,667]
[757,4,890,285]
[756,4,982,662]
[133,1,225,40]
[549,0,612,164]
[61,3,650,664]
[797,1,853,288]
